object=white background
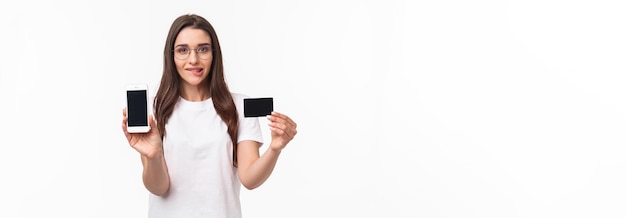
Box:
[1,0,625,217]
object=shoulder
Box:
[230,92,249,110]
[230,92,250,102]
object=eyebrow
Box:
[174,43,212,48]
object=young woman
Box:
[121,14,298,218]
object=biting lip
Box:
[186,67,203,72]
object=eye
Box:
[176,47,189,54]
[198,46,211,53]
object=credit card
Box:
[244,97,273,117]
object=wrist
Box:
[268,143,283,153]
[144,148,164,160]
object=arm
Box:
[140,152,170,196]
[122,109,170,196]
[237,141,282,190]
[238,112,297,190]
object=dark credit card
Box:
[244,97,273,117]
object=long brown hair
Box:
[153,14,240,167]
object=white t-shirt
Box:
[148,93,263,218]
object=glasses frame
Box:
[172,45,213,60]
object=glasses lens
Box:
[197,46,212,60]
[174,47,189,60]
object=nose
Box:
[188,50,198,64]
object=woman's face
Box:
[173,27,213,88]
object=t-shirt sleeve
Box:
[233,93,264,146]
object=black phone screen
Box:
[127,90,148,126]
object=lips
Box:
[187,68,203,76]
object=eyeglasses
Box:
[173,45,213,60]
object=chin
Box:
[188,78,209,86]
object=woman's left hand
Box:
[267,111,298,151]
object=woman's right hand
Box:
[122,108,163,159]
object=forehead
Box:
[174,27,212,46]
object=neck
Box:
[180,84,210,102]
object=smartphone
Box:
[126,84,151,133]
[244,97,273,117]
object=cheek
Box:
[203,59,213,69]
[174,60,185,72]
